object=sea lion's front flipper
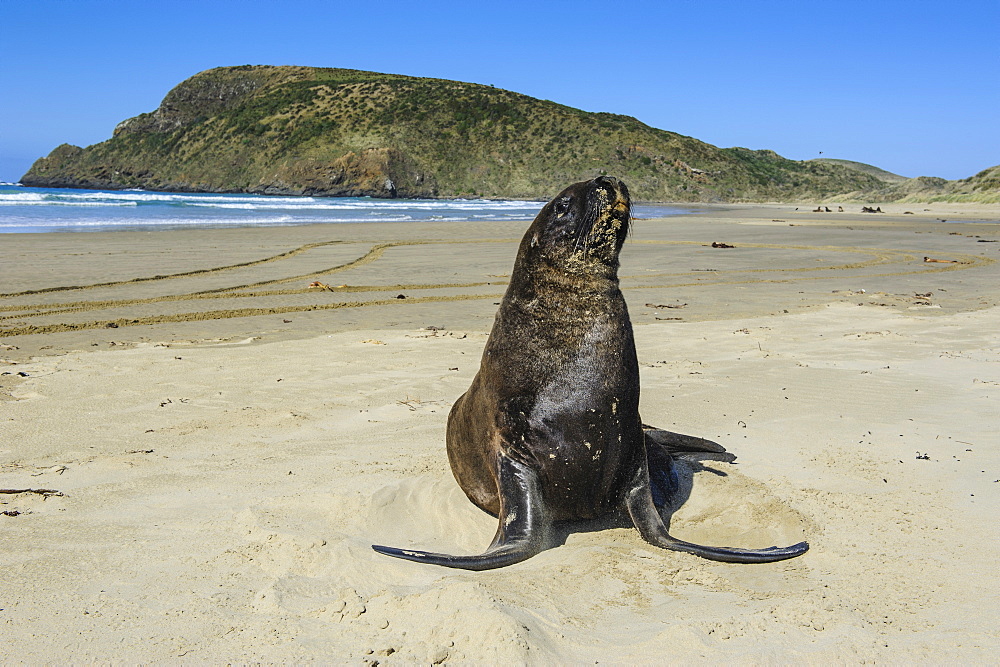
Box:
[372,456,550,570]
[625,460,808,564]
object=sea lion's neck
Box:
[496,258,629,342]
[507,254,621,301]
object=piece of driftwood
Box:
[0,488,65,498]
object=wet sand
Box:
[2,203,999,661]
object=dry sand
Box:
[2,203,999,662]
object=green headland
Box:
[21,65,999,203]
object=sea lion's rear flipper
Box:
[642,425,736,463]
[372,456,550,570]
[625,461,808,564]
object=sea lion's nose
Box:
[592,176,629,207]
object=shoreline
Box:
[4,183,997,237]
[7,178,1000,205]
[2,205,999,660]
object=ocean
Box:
[0,184,694,233]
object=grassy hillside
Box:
[892,165,1000,203]
[21,65,908,201]
[808,158,909,183]
[832,164,1000,204]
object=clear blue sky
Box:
[2,0,997,183]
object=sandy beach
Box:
[2,202,999,662]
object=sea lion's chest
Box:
[485,293,642,517]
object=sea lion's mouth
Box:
[573,177,631,259]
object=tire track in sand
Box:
[1,237,992,338]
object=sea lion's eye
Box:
[554,198,571,216]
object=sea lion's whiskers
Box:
[575,198,599,254]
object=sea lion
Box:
[372,176,808,570]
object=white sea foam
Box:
[0,185,686,233]
[0,192,137,207]
[2,215,304,228]
[0,215,441,229]
[0,192,45,203]
[0,189,540,212]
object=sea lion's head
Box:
[522,176,631,274]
